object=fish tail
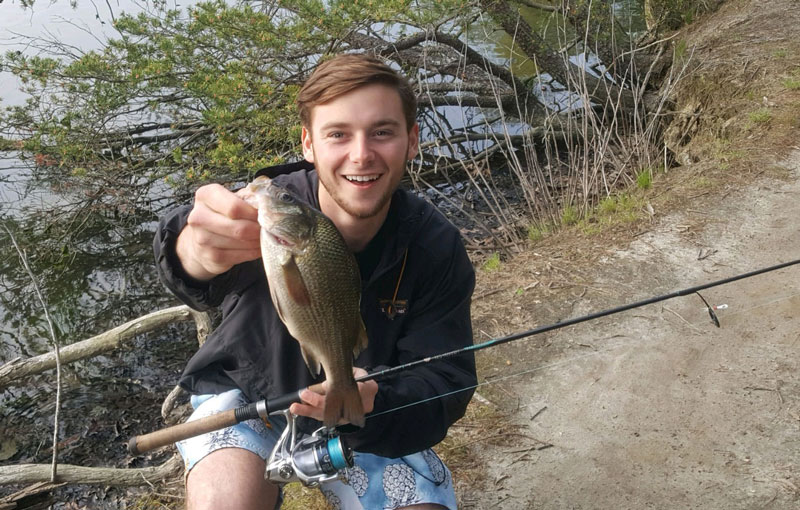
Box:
[324,383,365,428]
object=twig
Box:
[475,287,504,300]
[662,305,703,332]
[530,405,548,422]
[4,225,63,483]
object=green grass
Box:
[561,204,579,226]
[691,175,714,189]
[526,222,551,242]
[773,49,788,58]
[481,252,502,272]
[711,138,745,162]
[783,74,800,90]
[674,39,688,61]
[748,108,772,124]
[636,169,653,190]
[577,193,643,235]
[282,483,331,510]
[0,137,17,151]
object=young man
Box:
[154,54,476,509]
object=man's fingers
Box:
[195,184,258,221]
[188,202,261,244]
[187,218,260,251]
[299,389,325,407]
[289,390,326,422]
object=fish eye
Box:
[278,192,295,203]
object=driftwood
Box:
[0,481,66,510]
[161,385,190,425]
[0,454,182,487]
[0,305,211,389]
[0,306,211,493]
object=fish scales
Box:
[246,176,368,427]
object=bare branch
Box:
[0,306,210,389]
[0,455,182,487]
[4,225,63,482]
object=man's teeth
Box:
[345,175,379,182]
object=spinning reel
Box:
[265,409,353,486]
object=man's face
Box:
[301,83,419,221]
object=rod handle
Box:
[264,382,329,413]
[128,408,238,455]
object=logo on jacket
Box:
[379,298,408,320]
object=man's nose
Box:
[349,134,374,165]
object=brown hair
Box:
[297,54,417,132]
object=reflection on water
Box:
[0,154,196,502]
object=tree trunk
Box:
[486,0,638,109]
[562,0,629,80]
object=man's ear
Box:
[301,126,315,163]
[406,122,420,161]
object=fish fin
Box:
[282,255,312,306]
[324,383,365,428]
[299,346,322,377]
[353,319,369,359]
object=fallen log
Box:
[0,454,182,487]
[0,305,210,389]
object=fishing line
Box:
[358,260,800,421]
[687,290,800,325]
[351,258,800,388]
[365,347,623,421]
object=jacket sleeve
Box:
[153,204,243,311]
[344,227,477,458]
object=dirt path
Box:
[467,149,800,509]
[460,1,800,508]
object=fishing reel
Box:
[265,410,353,486]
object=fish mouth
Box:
[265,230,294,247]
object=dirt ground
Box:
[457,1,800,508]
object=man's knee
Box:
[186,448,278,510]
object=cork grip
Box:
[128,408,238,455]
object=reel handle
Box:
[127,408,238,455]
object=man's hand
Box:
[290,367,378,425]
[175,184,262,281]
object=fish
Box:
[245,175,368,427]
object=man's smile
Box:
[344,174,381,184]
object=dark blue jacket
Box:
[153,162,476,457]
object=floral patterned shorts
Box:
[176,389,457,510]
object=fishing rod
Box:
[128,257,800,480]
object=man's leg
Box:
[175,390,283,510]
[186,447,279,510]
[320,448,457,510]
